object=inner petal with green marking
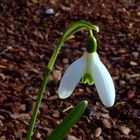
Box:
[82,73,94,85]
[82,52,95,85]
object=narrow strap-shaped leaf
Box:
[47,21,99,70]
[46,100,88,140]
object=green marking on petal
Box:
[82,73,94,85]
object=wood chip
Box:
[130,61,138,66]
[62,58,69,64]
[53,70,62,81]
[95,127,102,137]
[0,136,6,140]
[119,126,131,135]
[102,119,112,129]
[66,135,78,140]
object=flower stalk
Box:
[26,21,99,140]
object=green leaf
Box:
[46,100,88,140]
[47,21,99,70]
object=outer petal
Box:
[92,52,115,107]
[58,54,86,99]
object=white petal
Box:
[82,52,95,85]
[92,52,115,107]
[58,54,86,99]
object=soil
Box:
[0,0,140,140]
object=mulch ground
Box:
[0,0,140,140]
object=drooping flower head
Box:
[58,30,115,107]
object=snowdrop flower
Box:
[58,30,115,107]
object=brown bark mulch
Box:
[0,0,140,140]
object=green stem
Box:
[26,68,51,140]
